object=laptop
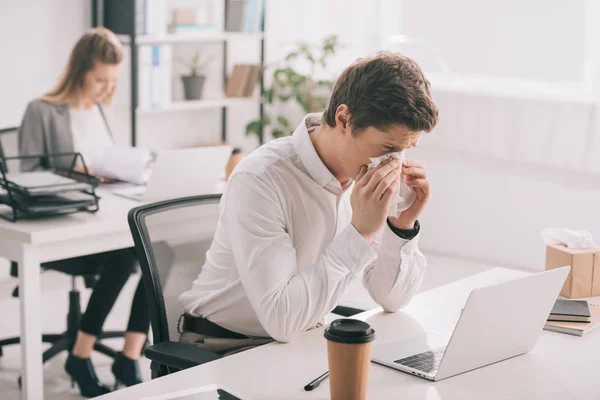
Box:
[110,145,232,202]
[371,266,570,381]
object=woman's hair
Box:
[41,27,123,106]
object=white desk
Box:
[98,268,600,400]
[0,190,139,400]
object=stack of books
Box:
[544,299,600,336]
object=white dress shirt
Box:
[179,113,427,342]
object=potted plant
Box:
[180,51,212,101]
[246,35,342,141]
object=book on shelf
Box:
[544,304,600,337]
[171,5,215,28]
[139,46,172,109]
[136,0,171,109]
[226,64,260,97]
[225,0,264,33]
[144,0,168,36]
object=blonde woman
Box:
[18,27,148,397]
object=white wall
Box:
[0,0,90,277]
[399,0,588,83]
[0,0,90,130]
[396,0,600,270]
[413,94,600,271]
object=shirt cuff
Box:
[380,221,420,258]
[329,224,378,274]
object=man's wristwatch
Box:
[387,219,420,240]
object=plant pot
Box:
[181,75,206,101]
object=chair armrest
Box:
[332,305,365,317]
[144,341,222,371]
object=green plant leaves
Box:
[245,35,341,141]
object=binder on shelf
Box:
[225,0,247,32]
[225,0,264,32]
[226,64,260,97]
[0,153,100,222]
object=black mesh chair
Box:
[128,194,364,379]
[0,127,125,373]
[128,194,224,378]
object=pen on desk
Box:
[304,371,329,391]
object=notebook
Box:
[548,299,591,322]
[544,304,600,336]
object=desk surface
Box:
[98,268,600,400]
[0,189,138,244]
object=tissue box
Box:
[545,244,600,298]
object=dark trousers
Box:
[43,248,150,336]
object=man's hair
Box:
[323,52,438,134]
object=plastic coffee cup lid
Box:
[324,319,375,344]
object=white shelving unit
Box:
[136,96,258,115]
[99,0,266,146]
[119,31,264,45]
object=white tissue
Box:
[541,228,594,249]
[367,151,416,217]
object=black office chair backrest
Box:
[128,194,222,344]
[0,126,19,173]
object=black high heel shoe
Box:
[111,353,142,389]
[64,354,111,398]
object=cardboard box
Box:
[595,253,600,296]
[545,244,600,298]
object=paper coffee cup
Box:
[324,319,375,400]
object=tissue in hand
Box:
[541,228,594,249]
[367,151,416,217]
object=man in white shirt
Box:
[178,52,439,355]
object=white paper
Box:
[93,147,153,185]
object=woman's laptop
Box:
[371,266,570,381]
[111,146,232,202]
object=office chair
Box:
[128,194,364,379]
[0,127,125,379]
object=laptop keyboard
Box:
[393,347,446,373]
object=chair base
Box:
[0,289,125,365]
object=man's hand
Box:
[389,159,430,230]
[73,166,117,184]
[351,158,402,243]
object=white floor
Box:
[0,254,494,399]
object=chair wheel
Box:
[17,376,22,390]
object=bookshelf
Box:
[92,0,266,146]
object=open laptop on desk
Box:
[372,266,570,381]
[110,145,232,202]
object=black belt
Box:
[182,314,248,340]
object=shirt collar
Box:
[292,113,341,190]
